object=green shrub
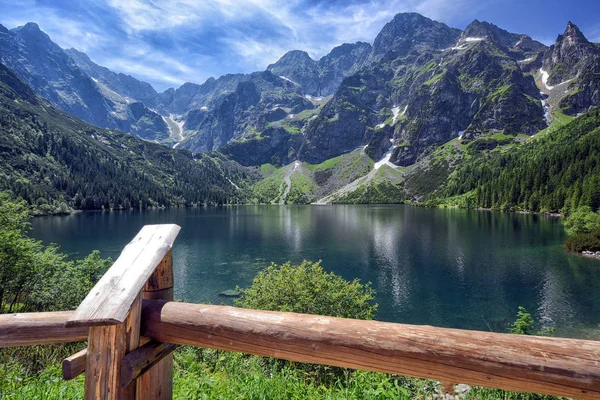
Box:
[236,260,377,320]
[509,306,555,337]
[564,207,600,235]
[565,227,600,252]
[0,192,111,313]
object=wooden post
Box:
[136,249,174,400]
[85,293,142,400]
[64,225,180,399]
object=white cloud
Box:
[220,36,290,70]
[1,8,106,52]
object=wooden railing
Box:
[1,225,599,399]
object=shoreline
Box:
[582,251,600,260]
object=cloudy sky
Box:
[1,0,599,91]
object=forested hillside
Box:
[0,64,254,214]
[438,109,600,213]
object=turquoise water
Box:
[30,205,600,339]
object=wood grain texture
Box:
[141,300,600,400]
[121,341,178,388]
[66,224,180,327]
[137,250,175,400]
[0,311,87,347]
[63,348,87,380]
[85,293,142,400]
[143,249,174,292]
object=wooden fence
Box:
[1,225,599,399]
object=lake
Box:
[30,205,600,339]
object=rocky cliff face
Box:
[2,14,599,171]
[180,71,314,159]
[300,14,547,165]
[0,23,169,140]
[65,48,158,105]
[0,23,113,128]
[541,22,600,115]
[267,42,372,97]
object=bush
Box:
[236,260,377,320]
[565,227,600,253]
[564,207,600,236]
[509,306,555,336]
[0,191,111,313]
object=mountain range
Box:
[0,12,599,210]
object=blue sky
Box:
[1,0,599,92]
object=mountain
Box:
[266,42,372,96]
[299,14,547,165]
[435,107,600,213]
[65,48,158,105]
[540,22,600,115]
[2,14,600,209]
[0,62,253,214]
[0,23,170,141]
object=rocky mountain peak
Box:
[11,22,52,42]
[560,21,590,46]
[269,50,315,68]
[543,21,597,84]
[462,19,545,53]
[19,22,41,32]
[371,12,461,59]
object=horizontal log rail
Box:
[0,310,87,347]
[140,300,600,400]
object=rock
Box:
[218,289,241,297]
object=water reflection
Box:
[30,205,600,339]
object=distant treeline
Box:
[0,63,256,215]
[440,108,600,213]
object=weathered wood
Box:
[0,311,87,347]
[66,224,180,327]
[121,341,178,388]
[143,249,174,293]
[85,293,142,400]
[137,250,175,400]
[141,300,600,400]
[63,348,87,380]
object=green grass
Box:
[287,172,318,204]
[0,339,568,400]
[252,167,286,204]
[305,153,347,172]
[259,163,278,177]
[553,109,575,126]
[424,72,444,86]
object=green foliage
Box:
[0,69,251,214]
[509,306,536,335]
[0,192,111,313]
[439,108,600,213]
[236,260,377,320]
[509,307,555,337]
[565,228,600,253]
[564,207,600,235]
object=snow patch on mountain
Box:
[540,68,575,91]
[464,37,485,42]
[374,140,398,170]
[279,76,299,86]
[518,56,535,64]
[391,106,401,123]
[227,177,240,190]
[540,68,554,90]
